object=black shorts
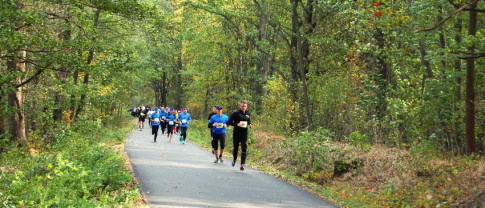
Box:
[152,125,160,135]
[138,117,146,122]
[167,125,174,134]
[212,133,225,150]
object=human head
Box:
[212,106,217,113]
[215,106,223,114]
[182,108,188,112]
[240,100,248,112]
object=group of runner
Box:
[134,105,192,144]
[131,100,253,171]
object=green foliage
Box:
[279,128,335,175]
[0,119,140,207]
[347,131,370,152]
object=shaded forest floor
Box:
[249,131,485,208]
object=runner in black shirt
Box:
[228,100,253,171]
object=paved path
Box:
[125,126,338,208]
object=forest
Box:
[1,0,484,207]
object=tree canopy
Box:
[1,0,484,153]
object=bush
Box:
[0,118,140,207]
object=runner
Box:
[209,106,229,163]
[159,107,168,135]
[174,110,181,135]
[165,108,177,143]
[147,108,155,128]
[137,105,148,130]
[149,109,161,142]
[228,100,253,171]
[178,108,192,144]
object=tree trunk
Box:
[176,51,183,109]
[254,0,270,112]
[75,9,100,119]
[54,12,72,122]
[288,0,315,130]
[75,69,90,118]
[437,6,448,70]
[453,17,464,154]
[289,0,302,131]
[7,50,29,147]
[69,70,79,120]
[465,0,478,155]
[418,40,433,94]
[373,28,390,120]
[0,96,5,153]
[161,72,168,107]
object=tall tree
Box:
[465,0,479,154]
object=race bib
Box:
[240,121,248,128]
[140,113,145,116]
[182,119,187,123]
[153,118,160,123]
[216,123,224,128]
[169,121,174,125]
[162,116,166,119]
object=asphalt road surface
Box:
[125,126,338,208]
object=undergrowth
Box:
[0,117,143,207]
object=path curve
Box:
[125,126,338,208]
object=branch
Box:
[15,68,44,88]
[457,52,485,59]
[417,0,480,32]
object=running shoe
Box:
[240,165,245,171]
[182,141,185,144]
[214,158,219,163]
[219,157,223,163]
[232,161,236,167]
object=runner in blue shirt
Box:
[165,108,177,143]
[209,106,229,163]
[178,108,192,144]
[159,107,168,135]
[149,109,162,142]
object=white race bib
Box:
[240,121,248,128]
[153,118,160,123]
[216,123,224,128]
[162,116,166,119]
[169,121,174,125]
[182,119,187,123]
